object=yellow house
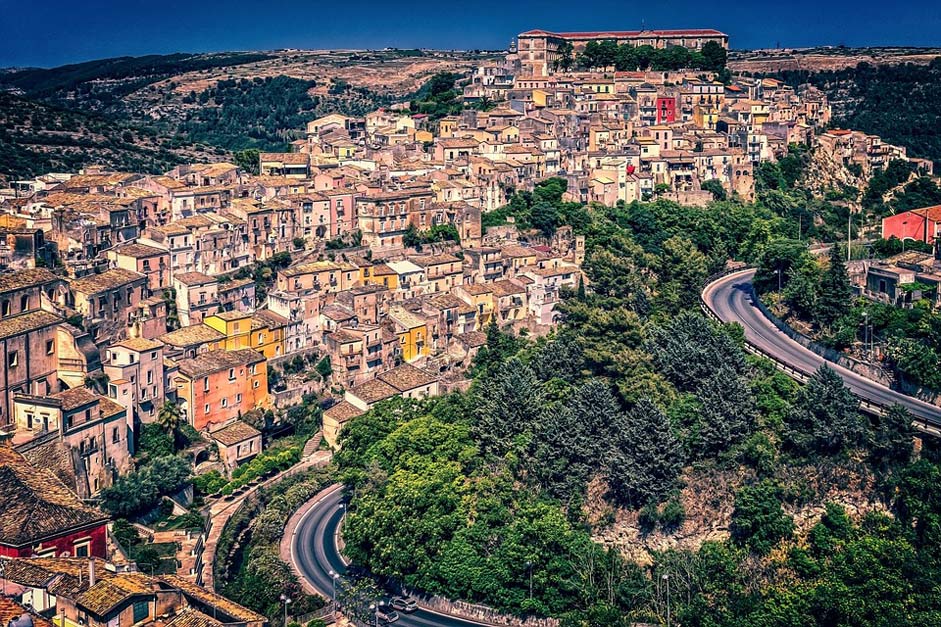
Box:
[532,89,549,108]
[693,106,719,130]
[388,307,430,362]
[203,310,287,359]
[363,263,399,290]
[454,284,495,327]
[415,130,434,144]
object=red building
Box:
[882,205,941,244]
[656,96,677,124]
[0,446,109,558]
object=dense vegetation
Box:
[556,40,727,76]
[766,57,941,165]
[216,469,332,623]
[333,177,941,625]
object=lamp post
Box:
[279,594,291,627]
[662,573,671,627]
[775,268,781,292]
[370,601,385,627]
[328,570,340,611]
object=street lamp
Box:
[775,268,781,292]
[279,594,291,627]
[370,601,386,627]
[328,570,340,611]
[662,573,671,627]
[862,312,869,360]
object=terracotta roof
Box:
[0,268,60,294]
[348,378,399,404]
[174,272,217,286]
[51,387,99,411]
[0,448,109,548]
[69,268,144,294]
[159,574,266,623]
[0,597,55,627]
[0,310,62,340]
[209,420,261,446]
[75,573,153,617]
[112,242,166,259]
[158,325,225,348]
[176,349,265,379]
[111,337,163,352]
[457,331,488,348]
[323,400,364,424]
[164,607,225,627]
[377,363,438,392]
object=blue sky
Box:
[3,0,941,68]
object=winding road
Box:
[289,484,500,627]
[703,269,941,428]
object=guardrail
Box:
[700,268,941,437]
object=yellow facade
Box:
[203,313,285,359]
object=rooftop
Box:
[0,310,62,341]
[176,348,265,379]
[0,448,109,548]
[70,268,145,295]
[209,420,261,446]
[0,268,60,294]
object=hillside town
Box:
[0,25,939,627]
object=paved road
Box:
[703,269,941,427]
[290,485,501,627]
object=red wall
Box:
[656,97,676,124]
[0,524,107,559]
[882,211,931,243]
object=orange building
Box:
[173,348,268,431]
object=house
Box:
[0,447,110,557]
[107,243,170,292]
[173,349,268,431]
[68,268,147,345]
[882,205,941,245]
[157,325,224,360]
[345,363,440,412]
[11,387,131,498]
[0,310,65,427]
[208,420,262,475]
[321,400,364,449]
[173,272,219,327]
[387,307,430,363]
[103,338,165,425]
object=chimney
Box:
[88,560,96,588]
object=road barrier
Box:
[701,268,941,437]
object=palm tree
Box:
[157,401,183,438]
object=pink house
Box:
[882,205,941,244]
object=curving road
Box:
[703,269,941,428]
[290,484,498,627]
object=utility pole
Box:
[662,573,671,627]
[848,211,852,263]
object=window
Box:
[46,339,55,354]
[20,295,28,311]
[228,368,235,381]
[236,394,242,403]
[112,427,120,443]
[74,542,89,558]
[1,300,9,316]
[133,601,149,624]
[204,377,210,392]
[221,398,228,408]
[204,404,210,415]
[7,351,17,368]
[253,380,259,389]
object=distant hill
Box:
[0,48,497,179]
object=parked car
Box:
[390,596,418,613]
[376,609,399,624]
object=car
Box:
[376,609,399,624]
[390,596,418,613]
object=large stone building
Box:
[517,28,729,76]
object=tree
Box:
[647,311,746,392]
[730,480,794,555]
[695,365,758,457]
[137,423,174,459]
[234,148,260,175]
[784,365,866,456]
[701,41,728,72]
[817,245,852,327]
[529,333,585,384]
[701,179,727,201]
[554,41,575,71]
[157,400,182,435]
[607,398,684,507]
[473,357,546,456]
[870,404,915,466]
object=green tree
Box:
[701,41,728,72]
[607,398,684,507]
[730,480,794,555]
[647,311,746,392]
[870,404,915,466]
[234,148,260,174]
[695,365,758,458]
[817,245,852,327]
[157,401,183,438]
[784,365,866,456]
[473,357,545,456]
